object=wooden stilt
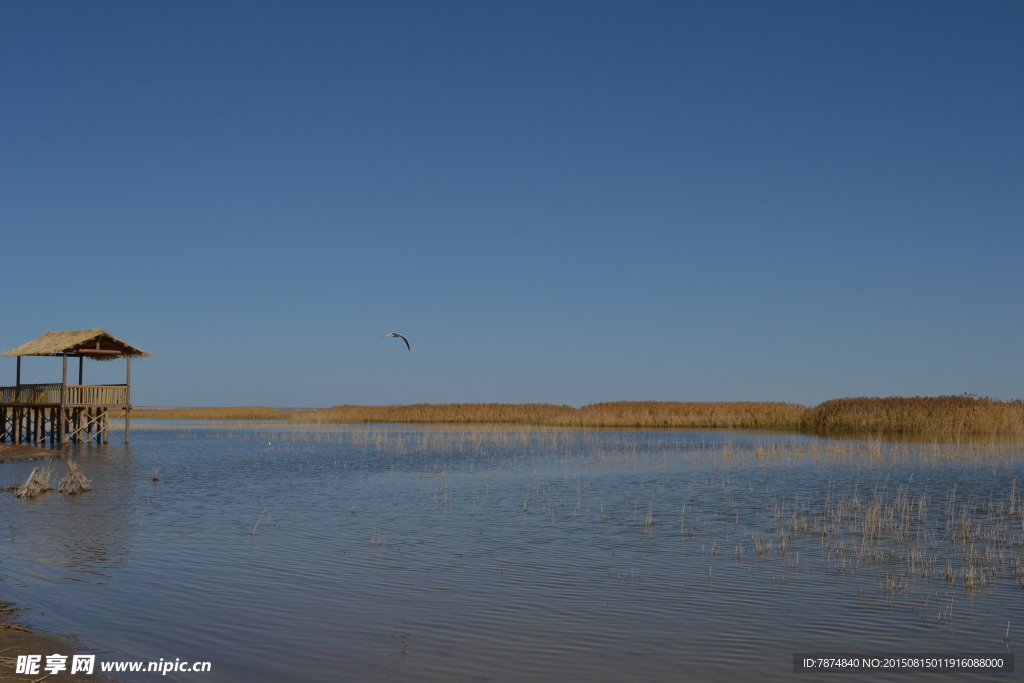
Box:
[60,354,67,445]
[125,356,131,445]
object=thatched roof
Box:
[1,330,150,360]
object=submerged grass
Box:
[125,396,1024,436]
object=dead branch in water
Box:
[57,460,92,495]
[16,467,52,499]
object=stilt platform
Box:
[0,330,149,445]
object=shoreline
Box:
[0,603,113,682]
[0,443,63,464]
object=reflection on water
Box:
[1,424,1022,682]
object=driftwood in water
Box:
[16,467,52,499]
[57,460,92,495]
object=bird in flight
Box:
[381,332,411,351]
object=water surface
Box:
[1,424,1021,681]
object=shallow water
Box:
[1,424,1022,681]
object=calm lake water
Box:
[1,424,1022,682]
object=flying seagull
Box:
[381,332,411,351]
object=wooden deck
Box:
[0,383,128,406]
[0,384,130,445]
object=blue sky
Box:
[2,1,1021,408]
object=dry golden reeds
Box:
[296,402,577,425]
[128,407,285,420]
[804,395,1024,435]
[128,401,808,429]
[123,395,1024,436]
[550,401,807,429]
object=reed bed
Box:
[804,396,1024,435]
[126,396,1024,436]
[548,401,807,429]
[131,401,804,428]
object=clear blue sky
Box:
[2,1,1021,408]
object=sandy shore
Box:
[0,604,113,682]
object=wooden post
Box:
[60,353,67,445]
[125,356,131,444]
[78,356,83,385]
[15,357,21,442]
[14,358,19,443]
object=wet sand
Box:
[0,443,62,464]
[1,604,113,682]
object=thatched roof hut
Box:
[2,330,149,446]
[2,329,150,360]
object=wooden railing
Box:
[0,384,128,406]
[0,384,63,405]
[65,385,128,406]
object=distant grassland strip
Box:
[287,401,808,429]
[129,401,800,427]
[128,407,284,421]
[296,402,577,424]
[546,401,807,429]
[128,396,1024,434]
[130,403,574,424]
